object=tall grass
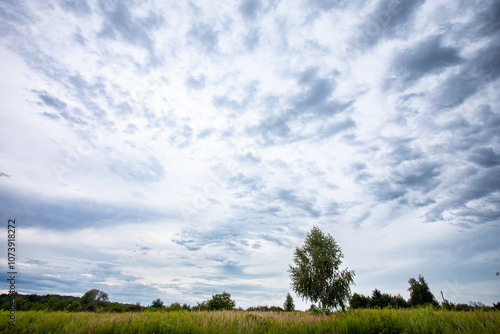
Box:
[1,308,498,333]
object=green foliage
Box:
[246,305,283,312]
[81,289,109,311]
[1,308,499,333]
[350,289,409,309]
[349,292,370,309]
[283,293,295,312]
[408,275,438,307]
[66,301,81,312]
[151,298,165,308]
[289,226,355,311]
[206,292,236,311]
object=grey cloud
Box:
[0,1,31,37]
[197,128,214,139]
[396,163,441,194]
[25,258,49,265]
[289,68,351,118]
[352,211,371,228]
[228,173,265,194]
[124,123,139,134]
[318,118,356,139]
[258,233,293,247]
[115,102,133,118]
[411,198,436,207]
[239,0,261,21]
[37,91,89,126]
[73,32,86,45]
[173,224,242,252]
[347,162,372,183]
[98,1,163,58]
[426,166,500,224]
[237,152,261,164]
[311,0,344,11]
[58,0,91,16]
[455,206,500,226]
[38,93,68,110]
[246,115,291,145]
[324,201,341,216]
[355,0,426,48]
[0,188,172,230]
[459,1,500,40]
[0,172,10,177]
[391,35,462,85]
[276,189,321,218]
[432,4,500,109]
[351,162,366,171]
[296,78,334,108]
[68,75,108,120]
[174,222,296,259]
[109,155,165,183]
[468,148,500,168]
[218,260,247,277]
[370,181,407,202]
[441,104,500,152]
[212,95,247,112]
[40,112,59,120]
[187,22,219,53]
[257,205,282,215]
[168,124,193,148]
[434,41,500,109]
[244,28,260,51]
[387,139,422,166]
[185,74,206,90]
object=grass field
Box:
[1,308,499,333]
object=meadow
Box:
[1,308,499,333]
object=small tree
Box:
[289,226,355,311]
[205,292,236,310]
[81,289,109,311]
[151,298,165,308]
[408,275,438,307]
[349,293,370,309]
[283,293,295,311]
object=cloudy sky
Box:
[1,0,499,309]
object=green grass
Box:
[1,308,499,333]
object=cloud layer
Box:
[0,0,499,308]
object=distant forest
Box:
[2,289,499,313]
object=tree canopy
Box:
[283,293,295,312]
[289,226,355,311]
[408,275,438,307]
[196,292,236,311]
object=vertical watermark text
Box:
[7,219,17,325]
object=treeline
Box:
[0,290,144,313]
[350,290,500,312]
[349,275,500,312]
[0,290,287,313]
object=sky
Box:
[0,0,499,310]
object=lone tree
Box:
[283,292,295,311]
[150,298,165,308]
[289,226,355,311]
[407,275,438,307]
[196,292,236,311]
[81,289,109,311]
[207,291,236,310]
